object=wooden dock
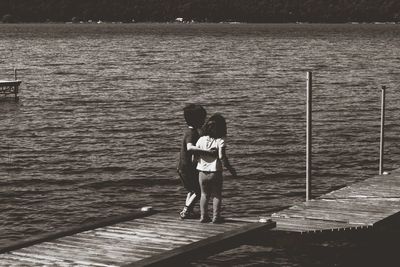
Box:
[1,169,400,265]
[0,210,275,266]
[271,169,400,234]
[0,79,21,101]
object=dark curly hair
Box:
[183,104,207,128]
[201,113,227,139]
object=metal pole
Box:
[14,68,17,80]
[306,72,312,201]
[379,86,386,175]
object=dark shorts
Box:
[178,167,200,194]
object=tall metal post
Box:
[14,68,17,80]
[379,86,386,175]
[306,72,312,201]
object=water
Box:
[1,23,400,266]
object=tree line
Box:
[1,0,399,23]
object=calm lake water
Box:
[1,23,400,266]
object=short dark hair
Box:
[202,113,227,139]
[183,104,207,128]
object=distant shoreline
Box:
[2,0,399,25]
[1,21,399,25]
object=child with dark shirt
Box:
[177,104,213,219]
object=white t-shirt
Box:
[196,136,225,172]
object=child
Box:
[177,104,213,219]
[195,113,237,223]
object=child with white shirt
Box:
[196,113,237,223]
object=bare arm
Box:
[219,146,237,177]
[187,143,217,156]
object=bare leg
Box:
[211,172,223,221]
[199,171,212,221]
[178,169,200,218]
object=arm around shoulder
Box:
[187,143,218,156]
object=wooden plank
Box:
[124,221,276,267]
[132,216,244,230]
[105,226,210,239]
[0,253,54,266]
[275,224,367,234]
[43,245,145,264]
[21,241,132,265]
[134,213,245,227]
[17,244,118,265]
[133,217,244,232]
[281,205,391,220]
[0,209,156,254]
[272,217,364,232]
[8,251,69,265]
[322,177,400,199]
[57,237,173,254]
[59,233,176,254]
[120,220,231,235]
[0,80,21,86]
[45,238,166,256]
[296,199,400,212]
[59,234,171,252]
[272,208,379,225]
[121,219,228,233]
[101,228,202,243]
[92,228,193,244]
[92,231,191,246]
[0,254,38,266]
[152,214,247,227]
[274,217,351,229]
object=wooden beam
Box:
[306,71,312,201]
[0,209,156,254]
[124,221,276,267]
[379,85,386,175]
[0,80,21,86]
